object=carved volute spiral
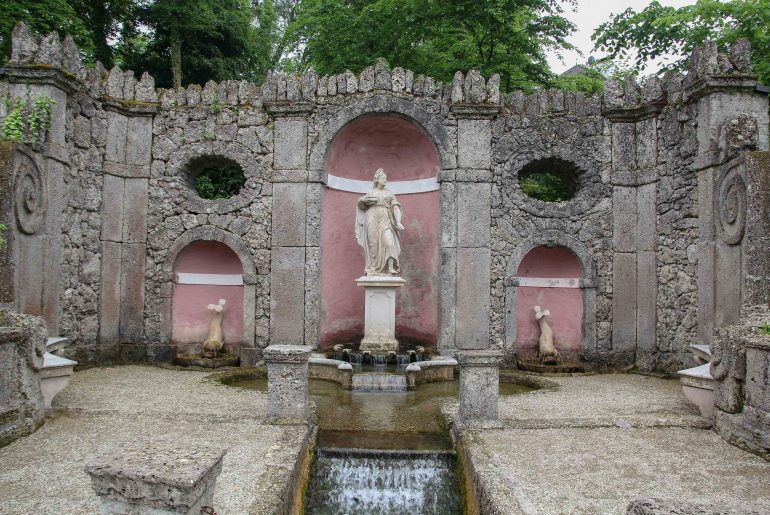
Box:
[717,166,746,245]
[14,153,47,235]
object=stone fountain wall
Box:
[0,22,768,373]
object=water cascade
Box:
[351,372,407,392]
[304,448,462,515]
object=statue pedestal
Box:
[356,275,406,352]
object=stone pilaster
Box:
[97,67,157,357]
[456,349,503,428]
[604,77,665,370]
[446,97,499,352]
[686,41,769,345]
[264,345,312,424]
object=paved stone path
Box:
[461,373,770,514]
[0,365,307,514]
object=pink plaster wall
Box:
[320,115,440,348]
[171,241,245,354]
[515,246,583,358]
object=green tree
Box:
[120,0,259,88]
[68,0,137,68]
[592,0,770,85]
[289,0,577,92]
[0,0,93,60]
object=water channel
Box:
[228,377,533,513]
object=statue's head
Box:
[373,168,387,188]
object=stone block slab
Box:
[101,174,124,243]
[265,345,311,423]
[636,251,656,353]
[119,243,146,344]
[457,349,503,428]
[612,252,637,352]
[440,182,457,248]
[457,118,491,169]
[272,183,306,246]
[85,443,226,515]
[125,116,153,166]
[613,187,637,252]
[438,248,457,351]
[636,183,657,251]
[98,241,122,345]
[103,161,150,179]
[715,243,741,328]
[457,182,491,248]
[273,119,307,170]
[269,247,306,345]
[105,111,127,163]
[456,248,490,349]
[611,122,636,172]
[122,178,148,243]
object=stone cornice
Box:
[602,101,667,122]
[101,96,158,117]
[449,103,501,119]
[266,101,314,117]
[0,65,81,94]
[684,75,758,102]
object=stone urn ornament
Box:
[202,299,226,358]
[534,305,560,365]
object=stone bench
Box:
[85,443,227,514]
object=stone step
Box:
[41,352,78,410]
[677,363,714,419]
[46,336,69,354]
[688,343,711,364]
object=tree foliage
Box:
[0,0,93,60]
[193,163,246,200]
[289,0,577,92]
[592,0,770,85]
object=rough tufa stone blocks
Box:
[264,344,312,424]
[84,443,227,515]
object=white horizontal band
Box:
[516,277,581,288]
[325,173,439,194]
[176,273,244,285]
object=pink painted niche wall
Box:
[171,241,245,355]
[320,114,440,349]
[515,246,583,359]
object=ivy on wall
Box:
[1,94,55,144]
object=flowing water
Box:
[351,372,408,391]
[304,449,462,515]
[227,376,534,512]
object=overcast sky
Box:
[546,0,695,74]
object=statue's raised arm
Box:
[355,168,404,275]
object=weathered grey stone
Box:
[35,33,62,67]
[374,58,391,90]
[612,187,637,251]
[358,66,374,92]
[273,119,307,170]
[85,443,227,515]
[451,71,464,104]
[612,252,637,353]
[10,22,38,64]
[119,243,146,343]
[456,248,490,349]
[626,498,732,515]
[135,73,157,102]
[269,247,305,345]
[106,66,125,98]
[272,183,306,246]
[0,311,46,448]
[457,118,491,169]
[457,182,490,247]
[264,345,311,423]
[457,349,503,428]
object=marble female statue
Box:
[355,169,404,275]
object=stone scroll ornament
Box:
[355,168,405,275]
[717,166,746,245]
[14,154,47,235]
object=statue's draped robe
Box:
[355,188,402,275]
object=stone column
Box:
[456,349,503,428]
[264,344,312,424]
[268,103,318,347]
[603,77,665,370]
[447,99,499,352]
[2,66,78,335]
[97,66,157,361]
[689,41,769,346]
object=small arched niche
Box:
[514,246,584,360]
[171,241,245,355]
[320,114,440,349]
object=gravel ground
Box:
[460,373,770,514]
[0,365,308,515]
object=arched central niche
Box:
[320,114,440,348]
